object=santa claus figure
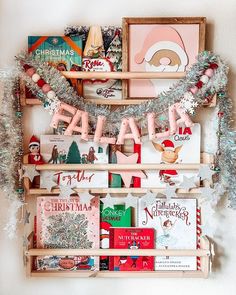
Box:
[135,26,188,95]
[28,135,44,164]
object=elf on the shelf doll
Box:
[28,135,44,164]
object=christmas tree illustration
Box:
[106,30,122,71]
[44,212,93,249]
[66,141,81,164]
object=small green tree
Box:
[66,141,81,164]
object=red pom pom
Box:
[209,63,218,70]
[37,79,46,88]
[23,64,31,71]
[195,81,203,88]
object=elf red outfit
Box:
[28,135,44,164]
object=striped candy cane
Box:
[196,207,202,270]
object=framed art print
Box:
[122,17,206,98]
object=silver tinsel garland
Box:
[0,69,24,238]
[0,50,236,240]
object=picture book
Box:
[40,135,109,188]
[28,36,83,94]
[100,204,132,270]
[109,227,155,271]
[138,198,197,270]
[36,196,99,271]
[141,123,201,188]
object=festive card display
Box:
[100,204,132,270]
[141,123,201,188]
[109,227,155,271]
[138,198,197,270]
[68,25,122,99]
[40,135,108,188]
[28,36,83,94]
[36,196,99,271]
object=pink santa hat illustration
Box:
[134,26,189,95]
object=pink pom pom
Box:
[190,86,198,94]
[42,84,51,93]
[204,68,214,78]
[26,68,35,77]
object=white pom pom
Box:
[47,90,56,100]
[32,73,40,83]
[200,75,209,84]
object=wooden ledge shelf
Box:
[28,163,201,171]
[25,236,211,278]
[28,187,205,195]
[30,270,206,278]
[61,71,186,80]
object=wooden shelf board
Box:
[30,270,206,278]
[28,163,201,171]
[61,71,186,80]
[26,248,210,257]
[28,187,203,195]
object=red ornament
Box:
[196,81,203,88]
[37,79,46,88]
[209,63,218,70]
[23,64,31,71]
[218,112,224,118]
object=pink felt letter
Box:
[94,116,116,144]
[147,112,170,140]
[50,103,77,129]
[116,117,141,144]
[64,109,89,140]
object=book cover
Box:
[36,196,99,271]
[141,123,201,188]
[109,144,122,188]
[82,26,122,99]
[100,204,132,270]
[40,135,109,188]
[28,36,83,94]
[109,227,155,271]
[138,198,197,270]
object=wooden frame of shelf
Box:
[25,233,211,278]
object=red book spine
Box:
[109,228,115,271]
[133,143,141,187]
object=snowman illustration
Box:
[134,26,188,95]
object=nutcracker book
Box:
[40,135,109,188]
[138,198,197,270]
[100,204,132,270]
[36,196,100,271]
[109,227,155,271]
[141,123,201,188]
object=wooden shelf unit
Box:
[21,66,215,278]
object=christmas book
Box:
[40,135,109,188]
[138,198,197,270]
[109,227,155,271]
[81,26,122,100]
[100,204,132,270]
[36,196,99,271]
[28,36,82,94]
[141,123,201,188]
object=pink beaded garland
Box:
[42,84,51,93]
[204,68,214,78]
[26,68,35,77]
[190,86,198,94]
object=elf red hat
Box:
[29,135,40,147]
[161,139,175,151]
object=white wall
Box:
[1,0,236,294]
